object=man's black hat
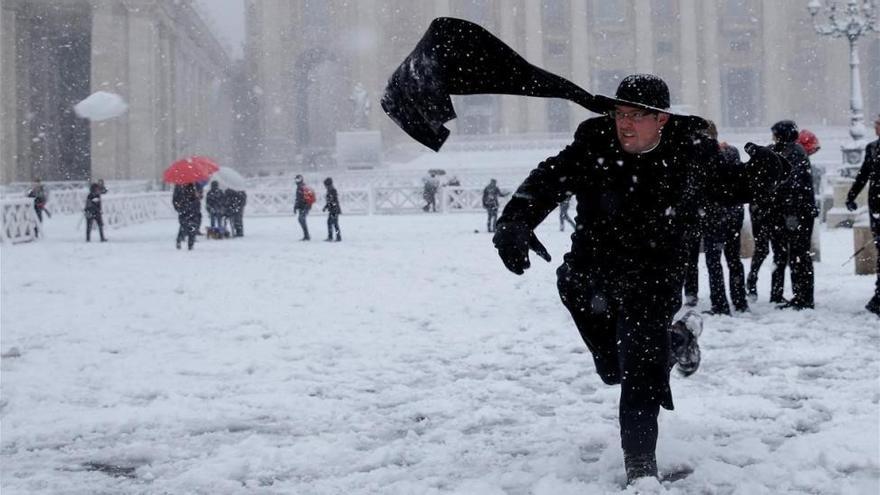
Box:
[594,74,672,114]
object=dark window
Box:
[542,0,569,31]
[592,0,626,24]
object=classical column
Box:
[634,0,653,73]
[0,2,17,184]
[570,0,591,125]
[699,0,722,121]
[498,0,522,133]
[126,5,159,181]
[679,0,699,110]
[90,0,129,180]
[524,0,545,132]
[760,2,784,122]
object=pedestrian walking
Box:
[26,179,48,237]
[845,112,880,316]
[323,177,342,241]
[482,178,507,233]
[559,197,576,232]
[294,174,315,240]
[84,182,107,242]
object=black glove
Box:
[846,200,858,212]
[492,221,551,275]
[744,142,789,200]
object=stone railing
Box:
[1,197,40,243]
[101,192,175,229]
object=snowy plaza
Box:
[1,212,878,494]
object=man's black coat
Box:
[848,139,880,231]
[771,141,818,222]
[496,116,772,289]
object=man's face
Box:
[613,105,669,154]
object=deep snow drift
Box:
[1,213,878,494]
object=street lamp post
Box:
[807,0,878,169]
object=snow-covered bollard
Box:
[854,224,877,275]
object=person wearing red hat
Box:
[797,129,821,156]
[492,74,788,484]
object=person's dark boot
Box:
[746,272,758,301]
[624,452,658,485]
[335,234,342,242]
[867,296,880,316]
[669,310,702,377]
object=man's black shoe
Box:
[865,297,880,316]
[670,310,702,377]
[776,300,813,311]
[624,452,658,485]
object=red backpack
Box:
[302,186,316,206]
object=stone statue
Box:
[349,82,371,129]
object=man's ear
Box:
[657,112,670,127]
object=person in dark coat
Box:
[84,182,107,242]
[423,172,440,212]
[558,197,576,232]
[482,178,507,233]
[682,216,702,308]
[846,113,880,316]
[746,201,777,301]
[26,179,48,238]
[172,183,201,250]
[702,124,748,314]
[205,181,225,236]
[768,120,818,310]
[492,74,786,484]
[322,177,342,241]
[226,188,246,237]
[293,174,311,240]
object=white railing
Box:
[1,198,40,243]
[100,192,175,229]
[247,188,372,216]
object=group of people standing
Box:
[205,181,247,239]
[683,119,821,315]
[173,182,247,250]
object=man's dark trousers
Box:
[556,262,678,456]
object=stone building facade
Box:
[246,0,880,172]
[0,0,236,184]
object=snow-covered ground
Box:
[1,212,878,494]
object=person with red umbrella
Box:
[172,183,202,250]
[165,157,216,250]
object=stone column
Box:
[498,1,522,133]
[679,0,699,110]
[524,0,545,132]
[634,1,653,73]
[0,3,17,184]
[126,6,158,181]
[699,1,721,121]
[90,0,129,180]
[570,0,591,125]
[760,2,784,122]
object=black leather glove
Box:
[744,142,790,200]
[492,221,551,275]
[846,200,858,212]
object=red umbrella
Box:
[163,156,220,184]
